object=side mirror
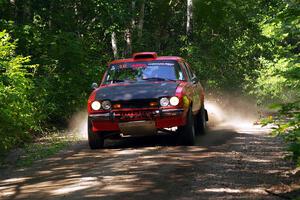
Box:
[91,82,98,90]
[191,75,198,84]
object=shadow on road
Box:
[104,127,237,150]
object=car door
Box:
[180,61,199,114]
[182,62,202,114]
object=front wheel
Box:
[88,118,104,149]
[178,108,195,145]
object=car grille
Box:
[113,100,157,109]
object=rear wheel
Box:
[88,118,104,149]
[178,108,195,145]
[195,106,207,135]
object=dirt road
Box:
[0,125,299,200]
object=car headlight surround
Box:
[102,100,112,110]
[160,97,170,107]
[91,101,101,111]
[170,96,180,106]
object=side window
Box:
[179,62,190,81]
[180,62,191,81]
[188,64,197,80]
[184,62,194,80]
[174,62,185,80]
[180,62,193,82]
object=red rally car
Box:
[87,52,208,149]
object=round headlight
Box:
[102,100,112,110]
[91,101,101,111]
[160,97,169,107]
[170,96,180,106]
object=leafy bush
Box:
[0,31,37,155]
[262,102,300,166]
[247,57,299,104]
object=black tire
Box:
[88,118,104,149]
[195,106,207,135]
[178,108,195,145]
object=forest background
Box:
[0,0,299,164]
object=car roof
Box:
[109,52,184,65]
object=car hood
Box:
[95,82,179,101]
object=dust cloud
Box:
[205,93,259,131]
[68,110,88,139]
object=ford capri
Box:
[87,52,208,149]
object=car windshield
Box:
[104,61,185,84]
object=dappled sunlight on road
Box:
[200,187,267,194]
[51,177,99,195]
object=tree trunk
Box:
[124,29,132,57]
[111,31,119,59]
[74,1,82,38]
[138,0,145,39]
[124,0,135,57]
[186,0,193,39]
[48,1,53,30]
[131,0,136,30]
[23,0,32,23]
[9,0,17,22]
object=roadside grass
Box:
[0,132,82,168]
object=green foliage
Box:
[31,32,97,122]
[249,0,300,165]
[0,1,111,155]
[185,0,267,91]
[248,57,299,104]
[263,102,300,166]
[0,31,36,154]
[247,0,299,103]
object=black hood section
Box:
[95,82,179,101]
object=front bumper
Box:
[89,108,185,133]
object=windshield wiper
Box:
[142,77,177,82]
